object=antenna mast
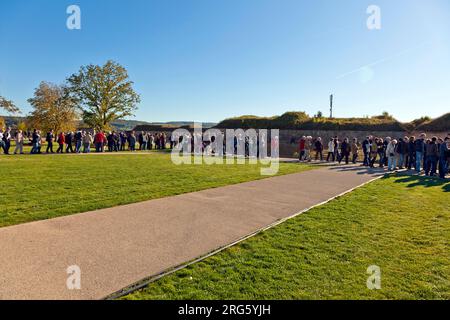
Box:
[329,94,334,118]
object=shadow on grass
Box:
[388,174,450,192]
[328,164,386,176]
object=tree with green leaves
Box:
[67,60,140,130]
[27,82,79,133]
[0,95,20,114]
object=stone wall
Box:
[279,130,448,158]
[153,127,448,158]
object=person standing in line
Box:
[397,137,408,169]
[333,136,340,162]
[423,138,430,173]
[161,133,166,150]
[326,137,335,162]
[56,132,65,153]
[119,132,126,151]
[376,138,385,168]
[440,137,449,179]
[30,129,39,154]
[407,136,416,170]
[395,137,403,169]
[339,138,351,164]
[415,133,426,172]
[83,132,93,153]
[0,129,5,154]
[351,138,359,164]
[369,137,378,168]
[304,136,313,162]
[141,131,148,150]
[37,130,43,153]
[2,127,12,155]
[386,139,398,171]
[425,137,439,176]
[66,131,74,153]
[402,136,410,169]
[170,133,176,149]
[437,138,443,173]
[160,132,165,150]
[314,137,324,161]
[14,130,24,154]
[148,133,154,150]
[46,130,55,154]
[116,132,122,151]
[128,131,136,151]
[75,130,83,153]
[34,130,43,154]
[94,131,106,153]
[298,136,306,161]
[107,132,115,152]
[362,136,371,166]
[138,131,143,150]
[381,137,390,167]
[153,133,159,150]
[112,132,119,152]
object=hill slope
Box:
[215,112,407,131]
[416,113,450,132]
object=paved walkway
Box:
[0,164,385,300]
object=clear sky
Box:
[1,0,449,123]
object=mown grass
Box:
[0,152,311,227]
[122,175,450,300]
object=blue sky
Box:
[0,0,449,123]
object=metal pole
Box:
[330,94,333,118]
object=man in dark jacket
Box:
[362,136,370,166]
[113,132,120,152]
[407,136,416,170]
[75,130,83,153]
[120,132,127,151]
[2,127,12,155]
[415,133,426,172]
[425,137,439,176]
[46,130,54,153]
[314,138,324,161]
[66,132,74,153]
[107,132,115,152]
[439,137,449,179]
[339,138,351,164]
[32,129,42,154]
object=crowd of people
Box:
[0,128,273,158]
[0,128,174,155]
[1,127,450,179]
[298,133,450,179]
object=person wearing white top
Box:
[386,139,398,171]
[14,130,24,154]
[327,138,335,162]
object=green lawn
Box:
[0,152,311,227]
[122,175,450,300]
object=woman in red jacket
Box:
[298,136,306,161]
[94,131,106,152]
[56,132,65,153]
